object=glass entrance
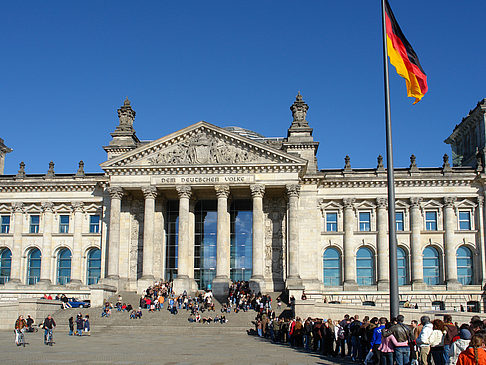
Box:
[230,200,252,281]
[194,200,217,289]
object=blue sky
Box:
[2,1,485,174]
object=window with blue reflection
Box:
[27,248,41,285]
[89,215,100,233]
[57,248,72,285]
[359,212,371,231]
[59,215,69,233]
[396,212,404,231]
[1,216,10,234]
[86,248,101,285]
[397,247,407,285]
[194,200,217,290]
[423,247,440,285]
[459,211,471,230]
[30,215,40,233]
[0,248,12,284]
[230,200,252,282]
[356,247,374,285]
[425,211,437,231]
[165,200,179,280]
[457,246,473,285]
[323,248,341,286]
[326,212,338,232]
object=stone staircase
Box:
[51,291,285,333]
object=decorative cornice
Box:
[142,186,158,200]
[11,202,24,213]
[250,184,265,198]
[315,178,475,189]
[0,182,103,193]
[176,185,192,199]
[108,186,124,200]
[215,185,230,199]
[286,184,301,198]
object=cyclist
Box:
[42,314,56,345]
[14,315,27,346]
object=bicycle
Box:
[44,329,54,346]
[15,329,26,347]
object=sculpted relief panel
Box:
[140,130,276,166]
[264,197,286,284]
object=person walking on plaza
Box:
[84,315,90,336]
[14,315,27,346]
[42,314,56,345]
[68,317,74,336]
[417,316,433,365]
[75,315,84,336]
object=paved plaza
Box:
[0,325,351,365]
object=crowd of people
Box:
[253,311,486,365]
[68,314,90,336]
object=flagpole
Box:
[381,0,399,319]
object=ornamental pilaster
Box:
[176,185,192,199]
[376,198,389,288]
[443,196,459,287]
[250,184,265,198]
[215,185,230,199]
[250,184,265,291]
[343,197,357,287]
[141,186,157,281]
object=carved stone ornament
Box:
[289,92,310,128]
[15,161,26,179]
[409,154,418,171]
[478,195,484,206]
[108,186,124,200]
[146,130,262,166]
[76,160,85,177]
[250,184,265,198]
[142,186,158,200]
[443,196,456,207]
[344,155,351,171]
[71,201,84,213]
[176,185,192,199]
[442,154,452,172]
[11,202,24,213]
[376,155,385,171]
[41,201,54,213]
[343,198,356,208]
[116,97,136,131]
[215,185,230,198]
[376,197,388,209]
[410,197,422,207]
[45,161,55,178]
[286,184,301,198]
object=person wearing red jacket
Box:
[456,334,486,365]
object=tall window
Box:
[326,212,338,232]
[397,247,408,285]
[27,248,41,285]
[423,247,440,285]
[89,215,100,233]
[396,212,404,231]
[457,246,473,285]
[230,200,252,282]
[0,248,12,284]
[356,247,374,285]
[165,200,179,280]
[425,211,437,231]
[30,215,40,233]
[59,215,69,233]
[57,248,72,285]
[323,248,341,286]
[359,212,371,232]
[458,211,471,230]
[194,200,217,290]
[1,216,10,234]
[86,248,101,285]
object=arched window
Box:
[423,247,440,285]
[27,248,41,285]
[397,247,408,286]
[457,246,473,285]
[86,248,101,285]
[356,247,374,286]
[323,248,341,286]
[0,248,12,284]
[57,248,72,285]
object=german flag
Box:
[385,0,427,104]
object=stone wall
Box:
[0,299,63,330]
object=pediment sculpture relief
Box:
[144,130,271,165]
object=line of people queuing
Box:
[253,312,486,365]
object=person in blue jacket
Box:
[370,317,387,364]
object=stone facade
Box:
[0,95,486,313]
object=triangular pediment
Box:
[101,122,306,172]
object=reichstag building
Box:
[0,94,485,311]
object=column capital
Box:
[343,197,355,208]
[108,186,124,200]
[286,184,301,198]
[142,186,158,200]
[478,195,484,206]
[410,197,423,207]
[71,201,84,213]
[376,197,388,209]
[443,196,456,207]
[176,185,192,199]
[11,202,24,213]
[41,201,54,213]
[215,185,230,199]
[250,184,265,198]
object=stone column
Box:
[107,187,123,280]
[478,196,486,287]
[140,187,157,286]
[343,198,358,289]
[410,197,425,288]
[213,185,231,297]
[249,184,265,292]
[39,202,54,286]
[8,202,24,285]
[286,184,303,289]
[444,197,460,288]
[376,198,389,290]
[173,185,196,294]
[154,197,166,281]
[71,202,84,285]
